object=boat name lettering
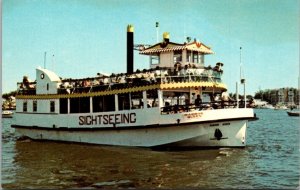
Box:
[183,112,203,119]
[79,113,136,125]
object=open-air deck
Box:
[17,65,223,96]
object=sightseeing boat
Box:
[11,25,257,148]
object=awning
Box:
[139,44,214,55]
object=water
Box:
[2,109,299,189]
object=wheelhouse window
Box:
[50,101,55,113]
[150,54,160,65]
[173,51,182,63]
[193,51,199,63]
[199,53,204,65]
[23,101,27,112]
[186,50,191,62]
[33,100,37,112]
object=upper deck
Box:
[16,65,225,99]
[16,25,226,100]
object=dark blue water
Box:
[1,109,299,189]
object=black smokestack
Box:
[127,25,134,74]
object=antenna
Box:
[239,46,246,108]
[44,52,47,69]
[156,22,159,43]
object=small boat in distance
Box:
[274,104,288,110]
[2,110,13,118]
[11,24,257,148]
[287,111,300,117]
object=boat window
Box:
[118,93,130,111]
[174,51,182,64]
[199,53,204,65]
[147,90,158,107]
[70,97,90,113]
[23,101,27,112]
[186,50,191,62]
[193,51,199,63]
[93,96,104,112]
[50,101,55,113]
[150,55,159,65]
[33,100,37,112]
[93,95,115,112]
[163,91,188,106]
[161,91,189,114]
[59,98,68,114]
[131,92,143,109]
[103,95,115,112]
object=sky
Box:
[2,0,299,95]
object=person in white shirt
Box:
[221,89,231,108]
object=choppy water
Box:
[1,109,300,189]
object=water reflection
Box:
[4,140,252,189]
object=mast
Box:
[156,22,159,43]
[240,47,246,108]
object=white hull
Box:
[13,109,250,147]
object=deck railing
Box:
[161,100,252,114]
[16,67,223,95]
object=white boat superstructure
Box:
[12,25,257,148]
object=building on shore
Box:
[255,87,299,107]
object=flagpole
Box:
[156,22,159,43]
[240,47,246,108]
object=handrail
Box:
[16,67,223,95]
[160,100,252,114]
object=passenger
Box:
[103,77,109,85]
[22,76,30,89]
[195,95,202,108]
[185,99,190,112]
[149,72,156,83]
[213,93,221,109]
[163,102,170,113]
[221,89,231,108]
[119,75,126,83]
[83,80,91,87]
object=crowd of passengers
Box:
[18,63,224,94]
[162,90,230,113]
[162,89,254,114]
[58,63,224,92]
